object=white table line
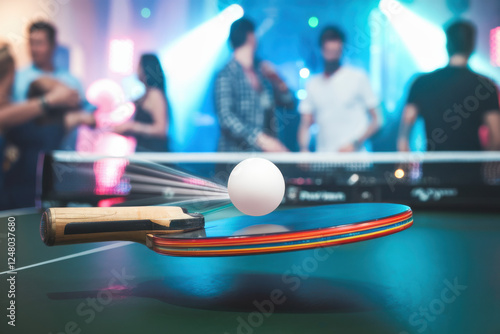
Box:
[0,241,133,275]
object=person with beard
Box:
[0,42,84,209]
[298,26,380,152]
[215,17,294,152]
[5,21,94,209]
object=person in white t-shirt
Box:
[298,26,381,152]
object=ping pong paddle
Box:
[41,203,412,257]
[150,203,413,256]
[40,206,204,246]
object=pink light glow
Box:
[109,39,134,75]
[76,119,137,155]
[94,132,137,156]
[182,177,211,186]
[92,134,136,195]
[86,79,125,105]
[98,197,126,207]
[109,102,135,125]
[491,27,500,67]
[93,158,129,195]
[79,79,138,196]
[479,125,489,148]
[86,79,135,128]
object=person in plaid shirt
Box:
[215,18,294,152]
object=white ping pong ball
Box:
[228,158,285,216]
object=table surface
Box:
[1,206,499,334]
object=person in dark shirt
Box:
[398,20,500,151]
[113,54,168,152]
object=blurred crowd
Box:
[0,18,499,209]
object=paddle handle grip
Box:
[40,206,204,246]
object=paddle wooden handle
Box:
[40,206,204,246]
